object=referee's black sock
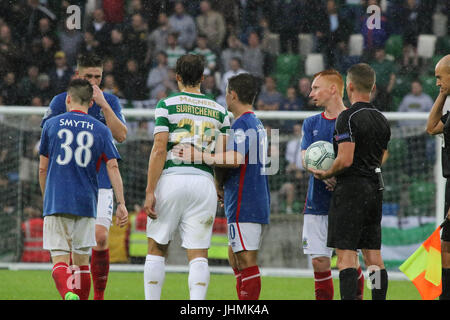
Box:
[369,269,388,300]
[339,268,358,300]
[440,269,450,300]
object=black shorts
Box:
[327,176,382,251]
[443,179,450,242]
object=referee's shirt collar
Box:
[351,101,374,109]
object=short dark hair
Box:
[347,63,376,93]
[175,54,205,87]
[227,73,259,105]
[77,53,103,69]
[67,79,93,106]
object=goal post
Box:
[0,106,444,270]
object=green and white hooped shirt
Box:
[154,91,231,178]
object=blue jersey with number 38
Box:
[39,110,121,218]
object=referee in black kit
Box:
[311,63,391,300]
[426,54,450,300]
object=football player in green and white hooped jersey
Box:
[143,54,230,300]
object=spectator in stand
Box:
[36,73,53,105]
[34,17,57,44]
[272,0,301,54]
[196,0,226,51]
[86,8,113,56]
[370,47,397,111]
[257,76,284,111]
[168,1,197,51]
[297,77,316,111]
[220,34,244,73]
[102,0,125,24]
[360,0,390,62]
[102,74,123,98]
[58,24,84,68]
[49,51,74,96]
[121,59,147,101]
[107,28,129,75]
[124,13,149,68]
[0,24,22,76]
[146,51,176,100]
[397,80,434,127]
[281,87,304,111]
[401,0,420,70]
[201,74,221,99]
[242,31,265,78]
[191,34,217,74]
[18,65,40,105]
[23,0,57,45]
[40,35,58,74]
[315,0,353,68]
[147,12,172,65]
[79,31,100,58]
[0,72,19,105]
[165,31,186,69]
[220,57,247,96]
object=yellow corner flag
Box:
[399,226,442,300]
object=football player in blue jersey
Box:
[174,73,270,300]
[39,79,128,300]
[301,70,364,300]
[41,54,127,300]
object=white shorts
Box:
[302,214,333,258]
[146,174,217,249]
[228,222,264,253]
[43,214,96,256]
[96,188,114,229]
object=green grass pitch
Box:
[0,270,423,300]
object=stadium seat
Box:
[275,54,301,77]
[385,35,403,61]
[274,73,292,95]
[348,34,364,56]
[265,33,280,56]
[305,54,324,76]
[419,75,440,99]
[432,12,448,37]
[436,36,450,55]
[417,34,437,59]
[298,33,314,57]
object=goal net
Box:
[0,107,444,271]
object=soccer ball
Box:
[304,140,335,171]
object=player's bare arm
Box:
[173,144,244,168]
[311,141,355,180]
[426,91,447,135]
[38,155,49,196]
[144,131,169,219]
[106,158,128,228]
[92,85,127,143]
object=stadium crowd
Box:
[0,0,447,117]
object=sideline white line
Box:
[0,263,409,280]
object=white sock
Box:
[188,257,210,300]
[144,254,165,300]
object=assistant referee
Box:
[311,63,391,300]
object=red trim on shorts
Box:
[235,155,249,251]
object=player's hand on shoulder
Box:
[172,144,203,163]
[144,192,157,219]
[115,203,128,228]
